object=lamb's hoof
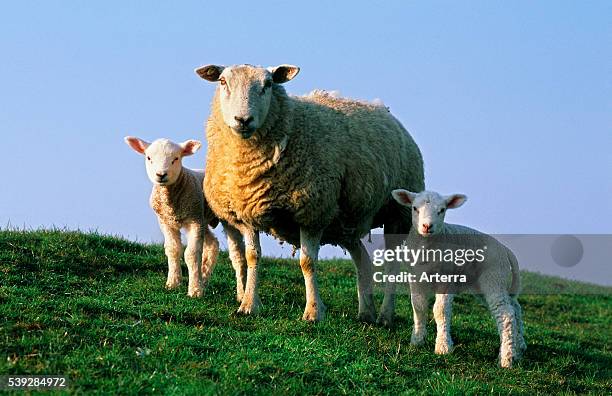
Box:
[236,291,245,303]
[376,311,395,328]
[302,301,326,322]
[434,341,454,355]
[236,296,262,315]
[411,332,427,346]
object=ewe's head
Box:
[391,190,467,237]
[124,137,201,186]
[195,64,300,139]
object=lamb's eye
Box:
[146,156,151,161]
[172,157,178,164]
[413,207,419,213]
[219,78,226,86]
[439,208,446,214]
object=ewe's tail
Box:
[508,250,521,297]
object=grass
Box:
[0,229,610,395]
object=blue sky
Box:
[1,1,611,260]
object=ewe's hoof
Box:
[302,301,326,322]
[376,312,395,328]
[358,310,377,324]
[434,341,454,355]
[187,287,203,298]
[165,280,181,290]
[410,331,427,346]
[236,296,262,315]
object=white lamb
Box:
[125,136,219,297]
[391,189,526,368]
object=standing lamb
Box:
[124,136,220,297]
[195,64,424,322]
[391,189,526,368]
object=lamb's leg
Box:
[512,297,527,354]
[410,285,430,345]
[433,293,454,354]
[378,224,405,327]
[160,223,182,289]
[224,223,248,302]
[300,228,326,322]
[236,228,262,315]
[201,227,219,283]
[485,292,518,368]
[347,241,376,323]
[184,222,204,297]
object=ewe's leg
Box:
[236,228,262,315]
[347,241,376,323]
[410,285,430,345]
[485,292,517,368]
[160,223,182,289]
[224,223,248,302]
[300,229,326,322]
[201,227,219,283]
[433,293,454,354]
[378,220,407,327]
[512,297,527,354]
[184,222,204,297]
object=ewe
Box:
[391,189,526,368]
[195,64,424,322]
[125,137,219,298]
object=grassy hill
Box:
[1,230,610,394]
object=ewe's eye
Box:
[413,207,419,213]
[146,156,151,161]
[439,208,446,214]
[172,157,178,164]
[219,77,226,86]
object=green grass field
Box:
[1,230,610,394]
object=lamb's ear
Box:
[181,140,202,156]
[445,194,467,209]
[124,136,150,155]
[195,65,225,82]
[268,64,300,84]
[392,189,417,207]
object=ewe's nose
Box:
[422,223,432,233]
[156,172,168,180]
[234,116,254,127]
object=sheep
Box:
[194,64,425,322]
[124,136,220,298]
[390,189,526,368]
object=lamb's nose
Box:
[234,116,253,126]
[422,224,431,232]
[156,172,167,179]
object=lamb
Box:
[194,64,424,322]
[391,189,526,368]
[124,136,220,297]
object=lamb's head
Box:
[195,64,300,139]
[124,136,201,186]
[391,190,467,236]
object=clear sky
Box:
[1,1,611,261]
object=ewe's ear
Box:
[195,65,225,82]
[124,136,150,155]
[268,64,300,84]
[445,194,467,209]
[392,189,417,207]
[181,140,202,156]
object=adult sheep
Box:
[195,64,424,322]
